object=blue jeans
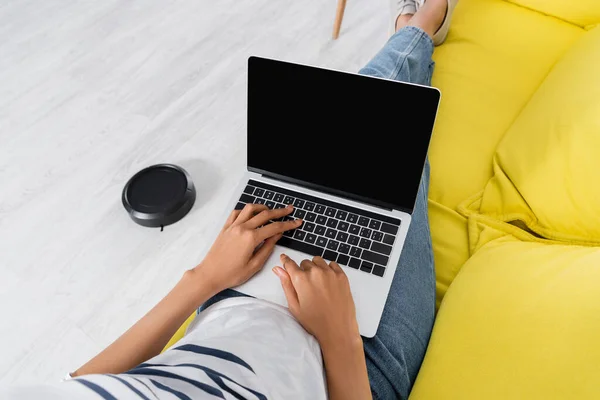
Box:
[201,26,436,400]
[359,26,436,400]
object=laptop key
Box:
[303,222,315,233]
[283,196,294,205]
[264,191,274,200]
[381,222,399,235]
[326,218,338,229]
[337,221,349,232]
[339,243,351,254]
[359,228,372,238]
[240,194,255,203]
[274,193,285,203]
[360,261,373,273]
[359,238,372,249]
[305,212,317,222]
[348,257,361,269]
[350,246,362,258]
[254,188,265,197]
[362,249,389,266]
[278,236,324,257]
[369,220,382,230]
[235,202,245,210]
[325,207,336,217]
[372,265,386,277]
[315,226,326,236]
[337,254,350,266]
[348,235,360,246]
[326,240,339,251]
[283,229,294,237]
[372,231,384,242]
[316,236,328,247]
[294,209,306,219]
[323,250,338,262]
[371,241,392,256]
[264,201,274,209]
[336,231,349,242]
[383,234,395,245]
[294,198,305,208]
[255,198,266,205]
[347,214,359,223]
[306,233,317,244]
[325,228,337,239]
[244,185,255,194]
[315,204,326,214]
[316,215,327,225]
[275,203,285,209]
[304,202,315,211]
[294,230,306,241]
[349,224,360,235]
[336,210,348,220]
[358,216,369,227]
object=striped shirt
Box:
[1,297,327,399]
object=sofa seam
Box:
[502,0,588,29]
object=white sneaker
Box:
[390,0,417,35]
[432,0,459,46]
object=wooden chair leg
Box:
[332,0,347,39]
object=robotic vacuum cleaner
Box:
[122,164,196,229]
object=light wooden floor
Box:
[0,0,387,385]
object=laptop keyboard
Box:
[234,180,400,278]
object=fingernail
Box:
[297,219,303,223]
[272,267,281,276]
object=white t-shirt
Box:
[1,297,328,399]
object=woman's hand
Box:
[273,255,371,400]
[195,204,301,294]
[273,254,360,348]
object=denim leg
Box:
[359,26,436,400]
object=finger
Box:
[248,234,281,271]
[254,219,302,242]
[300,259,315,271]
[280,253,302,280]
[223,210,242,230]
[328,261,344,274]
[245,205,294,229]
[236,203,268,224]
[311,256,329,269]
[272,266,299,311]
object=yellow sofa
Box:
[411,0,600,397]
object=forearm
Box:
[73,268,217,376]
[321,336,372,400]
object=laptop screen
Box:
[247,57,440,212]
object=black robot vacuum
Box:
[122,164,196,229]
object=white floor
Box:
[0,0,387,385]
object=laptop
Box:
[220,56,440,338]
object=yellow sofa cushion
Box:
[428,0,583,302]
[430,0,583,210]
[471,26,600,246]
[162,312,196,353]
[410,235,600,399]
[507,0,600,29]
[428,200,469,309]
